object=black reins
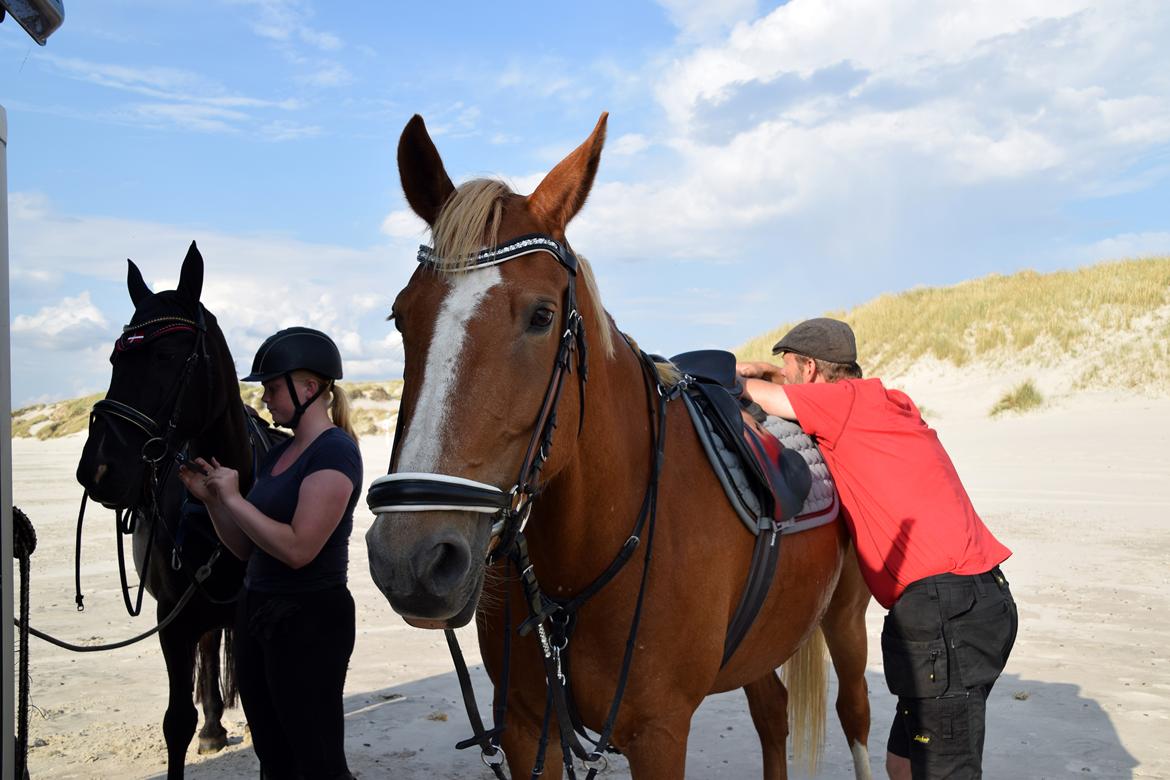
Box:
[367,234,688,778]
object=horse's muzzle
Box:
[365,512,485,628]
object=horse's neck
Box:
[524,332,659,587]
[194,395,255,489]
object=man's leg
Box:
[884,569,1017,778]
[886,704,912,779]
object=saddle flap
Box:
[685,380,812,525]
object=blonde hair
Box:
[429,178,615,359]
[292,370,359,442]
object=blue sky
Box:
[3,0,1169,406]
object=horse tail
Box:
[221,628,238,708]
[782,627,828,775]
[195,629,238,710]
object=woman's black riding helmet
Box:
[243,326,343,429]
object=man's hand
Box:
[736,360,783,384]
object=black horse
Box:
[76,241,275,778]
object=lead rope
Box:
[14,506,37,780]
[73,493,87,611]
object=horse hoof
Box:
[197,734,228,754]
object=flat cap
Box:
[771,317,857,363]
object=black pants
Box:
[883,567,1018,779]
[236,586,356,780]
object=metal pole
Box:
[1,101,16,780]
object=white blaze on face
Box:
[396,267,502,472]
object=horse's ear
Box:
[127,259,152,306]
[398,114,456,226]
[177,240,204,302]
[528,112,608,233]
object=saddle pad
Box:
[682,393,838,536]
[761,416,838,526]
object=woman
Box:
[179,326,362,780]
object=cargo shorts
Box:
[883,566,1018,779]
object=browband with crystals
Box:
[417,232,578,275]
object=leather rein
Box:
[366,233,687,779]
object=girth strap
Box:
[722,524,782,666]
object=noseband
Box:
[366,233,589,559]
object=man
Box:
[737,318,1017,780]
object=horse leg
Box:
[158,622,199,779]
[820,546,874,780]
[744,671,790,780]
[622,714,691,780]
[195,629,229,754]
[498,708,564,780]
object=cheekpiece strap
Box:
[417,233,579,275]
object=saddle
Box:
[672,350,838,533]
[670,350,839,665]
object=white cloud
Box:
[7,194,419,399]
[296,61,352,88]
[230,0,344,52]
[560,0,1170,264]
[609,133,651,156]
[381,209,428,239]
[258,119,323,141]
[655,0,760,42]
[657,0,1097,124]
[1075,232,1170,263]
[11,292,111,351]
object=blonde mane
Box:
[429,178,615,359]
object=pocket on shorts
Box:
[882,629,949,698]
[951,596,1016,688]
[901,695,972,757]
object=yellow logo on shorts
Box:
[913,734,932,745]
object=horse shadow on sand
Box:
[167,665,1137,779]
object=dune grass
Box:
[12,381,404,440]
[10,393,104,440]
[989,380,1044,417]
[736,257,1170,391]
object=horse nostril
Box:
[415,539,471,596]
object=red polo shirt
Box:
[783,379,1011,608]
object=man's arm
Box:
[741,378,797,420]
[736,360,783,383]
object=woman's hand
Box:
[178,457,240,504]
[177,458,213,502]
[203,457,241,502]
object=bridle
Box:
[92,307,210,470]
[366,233,589,561]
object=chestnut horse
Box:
[365,114,873,779]
[76,243,257,778]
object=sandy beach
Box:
[11,378,1170,779]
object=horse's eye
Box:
[529,307,555,330]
